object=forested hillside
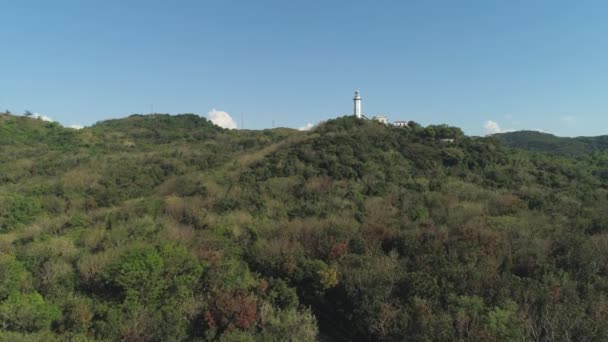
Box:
[495,130,608,157]
[1,112,608,341]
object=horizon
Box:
[3,1,608,137]
[5,110,603,139]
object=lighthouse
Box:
[353,90,362,118]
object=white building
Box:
[353,90,362,118]
[393,121,408,128]
[372,115,388,124]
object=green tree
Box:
[0,255,30,300]
[0,292,61,332]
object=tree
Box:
[0,292,61,332]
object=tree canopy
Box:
[1,113,607,341]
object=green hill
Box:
[494,130,608,157]
[1,114,608,341]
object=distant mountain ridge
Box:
[494,130,608,157]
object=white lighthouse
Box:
[353,90,362,118]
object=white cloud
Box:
[33,113,53,122]
[483,120,502,135]
[69,124,84,130]
[483,120,516,135]
[207,109,237,129]
[298,123,314,131]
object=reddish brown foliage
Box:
[207,291,258,332]
[204,310,217,329]
[361,222,395,244]
[328,241,348,260]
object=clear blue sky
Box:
[2,0,608,136]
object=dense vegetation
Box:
[1,112,608,341]
[495,130,608,157]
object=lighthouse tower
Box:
[353,90,362,118]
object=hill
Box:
[494,130,608,157]
[1,114,608,341]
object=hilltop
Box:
[1,113,608,341]
[494,130,608,157]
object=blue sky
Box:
[2,1,608,136]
